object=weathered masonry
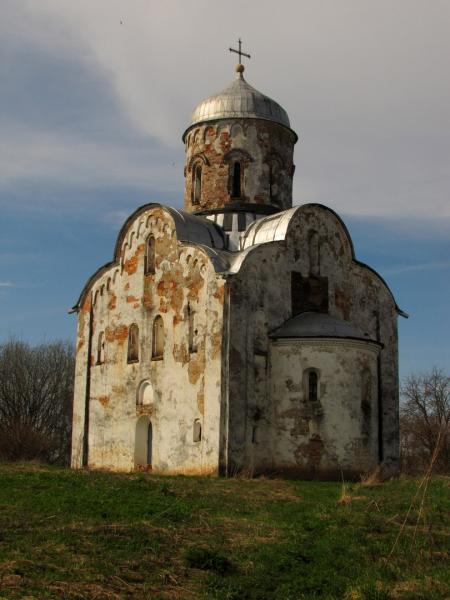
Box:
[71,57,407,479]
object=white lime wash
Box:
[71,56,407,478]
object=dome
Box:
[186,70,291,132]
[270,312,377,343]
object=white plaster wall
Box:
[270,339,380,475]
[73,206,225,474]
[226,204,399,475]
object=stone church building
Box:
[71,59,406,478]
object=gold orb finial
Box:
[236,63,245,73]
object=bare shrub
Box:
[400,368,449,474]
[0,339,75,465]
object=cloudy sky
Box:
[1,0,449,377]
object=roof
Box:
[165,207,225,249]
[269,312,379,344]
[185,71,291,133]
[112,204,226,258]
[241,207,298,249]
[72,203,407,319]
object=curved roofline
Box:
[70,260,115,313]
[241,202,408,318]
[72,202,227,313]
[113,202,161,261]
[182,117,298,144]
[270,334,383,348]
[288,203,408,317]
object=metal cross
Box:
[229,38,251,64]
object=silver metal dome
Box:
[188,71,291,129]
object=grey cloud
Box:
[382,260,450,276]
[1,0,449,219]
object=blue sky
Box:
[0,1,449,379]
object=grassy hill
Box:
[0,463,448,599]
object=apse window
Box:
[307,370,319,402]
[145,235,155,275]
[193,419,202,442]
[127,323,139,363]
[152,315,164,360]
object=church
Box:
[71,48,406,478]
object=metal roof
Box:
[165,207,225,249]
[269,312,377,342]
[187,71,291,130]
[241,207,299,249]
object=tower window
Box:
[145,235,155,275]
[127,323,139,363]
[269,164,279,204]
[96,331,105,365]
[308,370,318,402]
[231,162,241,198]
[238,213,247,231]
[192,163,202,205]
[222,213,233,231]
[152,315,164,360]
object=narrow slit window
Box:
[308,371,318,402]
[152,315,164,359]
[193,419,202,442]
[145,235,155,275]
[192,163,202,205]
[232,162,241,197]
[222,213,233,231]
[97,331,105,365]
[188,304,197,353]
[238,213,247,231]
[127,323,139,363]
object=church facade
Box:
[71,61,405,478]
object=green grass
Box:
[0,463,448,599]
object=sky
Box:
[0,0,449,379]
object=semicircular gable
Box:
[239,203,406,316]
[72,203,227,312]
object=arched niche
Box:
[137,379,154,406]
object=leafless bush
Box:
[0,339,75,465]
[400,368,449,474]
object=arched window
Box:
[231,161,241,198]
[127,323,139,363]
[187,303,197,353]
[145,235,155,275]
[193,419,202,442]
[97,331,105,365]
[308,370,318,402]
[269,160,281,205]
[192,163,202,205]
[152,315,164,359]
